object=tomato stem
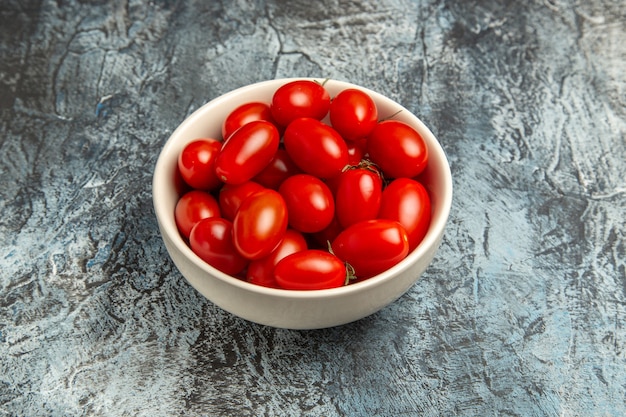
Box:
[341,158,385,183]
[357,158,382,175]
[315,78,331,87]
[344,262,357,286]
[327,240,357,286]
[379,109,403,122]
[326,240,335,255]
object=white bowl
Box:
[152,78,452,329]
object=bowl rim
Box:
[152,77,453,300]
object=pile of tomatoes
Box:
[174,79,431,290]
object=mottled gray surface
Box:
[1,0,625,415]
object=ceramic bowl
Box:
[152,78,452,329]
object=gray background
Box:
[1,0,625,415]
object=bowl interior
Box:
[153,78,452,300]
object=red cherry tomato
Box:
[283,117,349,179]
[335,167,383,229]
[378,178,431,251]
[215,120,279,185]
[331,219,409,280]
[278,174,335,233]
[233,189,288,260]
[218,181,265,221]
[270,80,330,127]
[173,163,191,196]
[189,217,248,275]
[329,88,378,141]
[274,250,346,290]
[346,138,368,166]
[221,102,275,141]
[175,190,221,239]
[311,215,343,249]
[177,139,222,190]
[246,229,308,288]
[367,120,428,179]
[253,148,302,190]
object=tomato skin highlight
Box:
[274,250,346,290]
[222,102,275,141]
[175,190,221,239]
[232,189,288,260]
[335,167,383,229]
[331,219,410,280]
[378,178,431,251]
[189,217,249,276]
[346,138,368,166]
[215,120,280,185]
[271,80,330,127]
[279,174,335,233]
[177,138,222,190]
[283,117,349,179]
[246,229,308,288]
[367,120,428,179]
[329,88,378,141]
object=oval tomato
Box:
[221,102,275,141]
[279,174,335,233]
[378,178,431,251]
[215,120,280,185]
[367,120,428,179]
[189,217,248,275]
[274,250,346,290]
[177,138,222,190]
[246,229,308,288]
[331,219,409,280]
[329,88,378,141]
[233,189,288,260]
[218,180,265,221]
[283,117,349,179]
[346,138,368,166]
[271,80,330,126]
[175,190,221,239]
[335,167,383,229]
[253,148,302,190]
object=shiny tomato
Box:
[246,229,308,288]
[335,167,383,229]
[233,189,288,260]
[367,120,428,179]
[278,174,335,233]
[253,148,302,190]
[331,219,409,280]
[346,138,368,166]
[283,117,349,179]
[175,190,221,239]
[189,217,248,275]
[218,180,265,221]
[274,250,346,290]
[378,178,431,251]
[221,102,275,141]
[329,88,378,141]
[215,120,279,185]
[177,139,222,190]
[270,80,330,127]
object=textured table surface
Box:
[1,1,625,416]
